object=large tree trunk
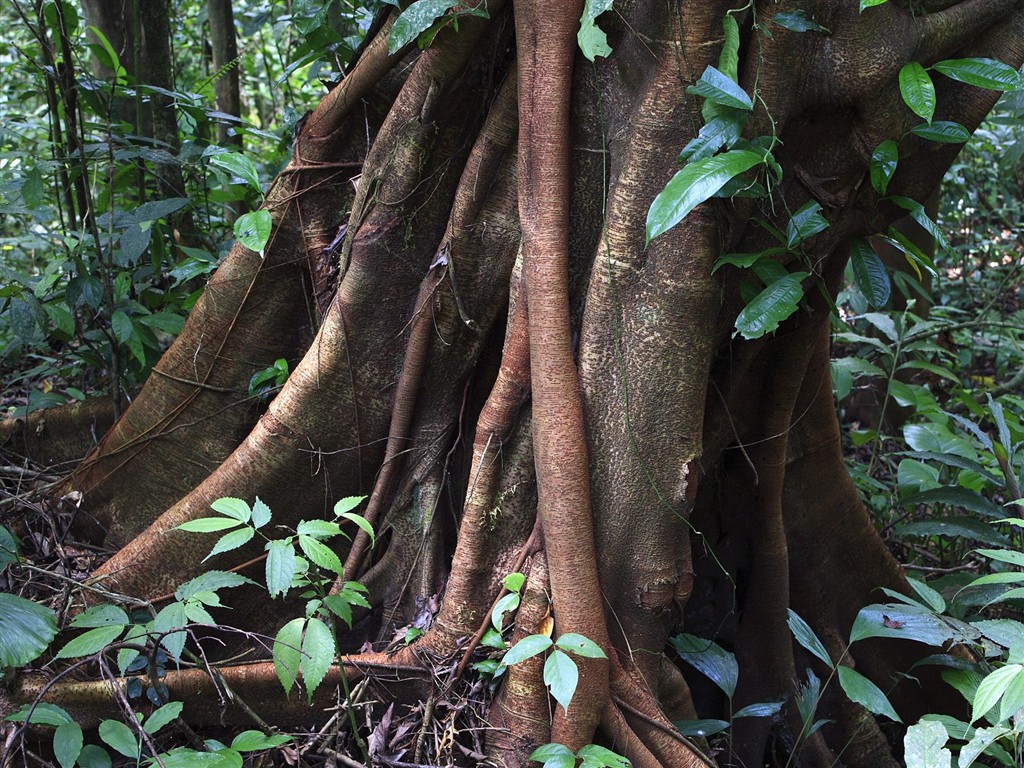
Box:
[7,2,1024,766]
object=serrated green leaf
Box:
[646,150,763,243]
[787,610,834,670]
[210,153,262,193]
[210,497,251,523]
[235,210,273,257]
[337,512,374,545]
[772,10,829,33]
[838,665,901,721]
[183,602,216,625]
[177,517,243,533]
[388,0,458,54]
[870,140,899,196]
[544,649,579,711]
[734,272,808,340]
[670,633,738,698]
[301,617,335,700]
[577,0,614,62]
[56,625,124,659]
[273,618,305,695]
[687,66,753,111]
[230,730,292,751]
[849,237,891,307]
[204,527,255,562]
[899,62,936,123]
[555,633,607,659]
[251,497,272,529]
[932,58,1023,92]
[298,535,343,575]
[54,720,83,768]
[503,634,553,665]
[98,720,139,759]
[70,604,129,629]
[143,701,183,735]
[296,520,343,539]
[154,601,188,661]
[333,496,366,516]
[904,720,951,768]
[972,664,1024,722]
[266,539,296,599]
[175,570,253,601]
[909,121,971,144]
[491,592,519,632]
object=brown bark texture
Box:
[5,1,1024,766]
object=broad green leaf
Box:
[891,196,954,256]
[333,496,366,516]
[900,488,1003,519]
[959,725,1011,768]
[98,720,139,759]
[908,578,947,613]
[976,548,1024,568]
[904,720,951,768]
[786,201,829,247]
[870,140,899,196]
[70,604,129,629]
[503,634,553,665]
[266,539,296,599]
[76,744,112,768]
[251,497,272,529]
[230,731,292,751]
[301,617,335,699]
[143,702,183,735]
[688,66,753,111]
[577,743,630,767]
[298,535,343,575]
[850,604,965,646]
[849,237,890,307]
[897,459,941,493]
[932,58,1023,92]
[679,113,746,163]
[734,272,808,340]
[899,62,936,123]
[111,310,132,344]
[85,26,125,83]
[972,620,1024,649]
[910,121,970,144]
[176,517,243,533]
[4,703,73,727]
[544,649,579,711]
[235,210,273,257]
[787,609,833,669]
[838,666,901,721]
[555,633,607,659]
[904,422,978,459]
[859,0,888,10]
[502,572,525,593]
[153,601,188,661]
[54,721,83,768]
[966,573,1024,589]
[183,602,216,626]
[734,701,785,718]
[972,664,1024,722]
[670,633,738,698]
[296,520,343,539]
[772,10,829,33]
[718,14,740,82]
[56,625,124,659]
[646,150,763,243]
[0,593,57,667]
[152,748,243,768]
[210,497,251,523]
[490,592,519,632]
[175,571,253,601]
[577,0,614,62]
[273,618,305,695]
[529,743,575,768]
[209,153,262,193]
[204,527,255,562]
[388,0,459,54]
[894,518,1008,547]
[673,719,730,737]
[998,669,1024,722]
[338,512,375,546]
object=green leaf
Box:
[98,719,139,759]
[909,121,971,144]
[110,310,132,344]
[960,725,1012,768]
[296,520,343,539]
[544,649,579,711]
[734,272,808,340]
[204,527,255,562]
[235,210,273,257]
[870,140,899,196]
[251,497,272,529]
[932,58,1023,92]
[230,731,292,752]
[0,593,57,666]
[529,743,575,768]
[891,196,954,256]
[503,634,553,665]
[734,700,785,718]
[772,10,829,33]
[76,744,112,768]
[646,150,763,243]
[849,237,891,307]
[998,669,1024,722]
[679,113,747,163]
[577,0,614,62]
[175,571,253,601]
[899,62,936,123]
[54,720,84,768]
[177,517,243,533]
[577,743,630,768]
[388,0,459,54]
[903,720,951,768]
[273,618,305,695]
[894,517,1009,547]
[972,664,1024,722]
[908,578,947,613]
[976,548,1024,568]
[502,572,525,593]
[143,701,183,735]
[5,702,72,727]
[298,535,343,575]
[670,633,738,698]
[266,539,296,599]
[718,14,740,82]
[838,666,901,721]
[687,66,753,111]
[70,604,129,629]
[153,601,188,661]
[56,625,124,659]
[900,488,1004,519]
[859,0,888,10]
[333,496,366,516]
[555,633,607,659]
[850,604,970,646]
[301,617,335,699]
[786,201,829,247]
[490,592,520,632]
[337,512,375,545]
[209,153,262,193]
[85,26,125,83]
[674,718,731,737]
[210,497,252,523]
[787,610,833,670]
